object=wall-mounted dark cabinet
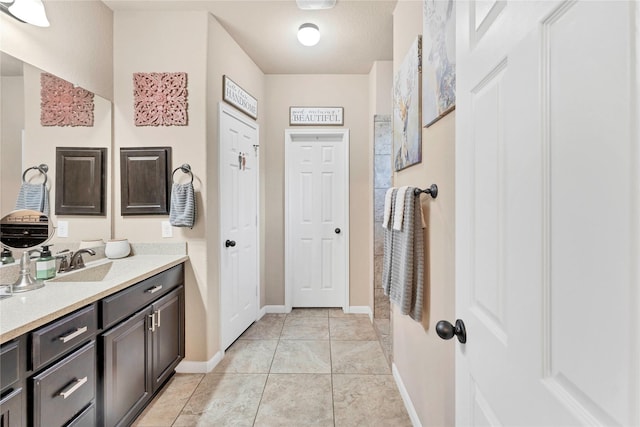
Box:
[120,147,171,215]
[55,147,107,216]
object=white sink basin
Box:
[49,261,114,282]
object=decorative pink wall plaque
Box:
[133,72,188,126]
[41,73,94,127]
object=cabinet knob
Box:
[225,240,236,248]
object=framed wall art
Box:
[422,0,456,127]
[393,35,422,171]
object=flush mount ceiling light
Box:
[0,0,50,27]
[296,0,336,10]
[297,23,320,47]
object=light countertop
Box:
[0,254,188,344]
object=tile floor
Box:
[133,308,412,426]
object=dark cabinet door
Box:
[150,286,184,391]
[0,388,23,427]
[119,147,171,215]
[55,147,107,215]
[101,309,152,427]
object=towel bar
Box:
[413,184,438,199]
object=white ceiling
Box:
[102,0,397,74]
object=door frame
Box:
[218,102,260,349]
[284,128,350,312]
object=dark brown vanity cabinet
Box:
[99,265,185,427]
[0,262,185,427]
[31,342,96,427]
[0,338,25,427]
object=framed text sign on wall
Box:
[289,107,344,126]
[223,75,258,120]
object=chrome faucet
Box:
[67,248,96,271]
[56,249,72,273]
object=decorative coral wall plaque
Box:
[134,72,188,126]
[41,73,95,127]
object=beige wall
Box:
[113,10,265,363]
[0,0,113,99]
[264,74,371,307]
[113,10,210,361]
[392,1,456,426]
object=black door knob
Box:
[225,240,236,248]
[335,228,341,234]
[436,319,467,344]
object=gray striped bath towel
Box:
[15,183,50,216]
[381,186,425,322]
[169,182,196,228]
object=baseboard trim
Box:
[258,306,267,320]
[264,305,289,314]
[348,305,373,322]
[392,363,422,427]
[176,351,223,374]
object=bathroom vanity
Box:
[0,254,187,427]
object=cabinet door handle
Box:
[59,376,88,399]
[156,309,161,328]
[148,313,156,332]
[146,285,163,294]
[59,326,88,343]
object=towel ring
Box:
[171,164,193,184]
[22,164,49,185]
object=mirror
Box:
[0,209,53,249]
[0,51,113,247]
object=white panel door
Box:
[285,130,349,309]
[456,1,639,425]
[219,103,259,350]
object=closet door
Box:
[219,103,259,350]
[285,129,349,310]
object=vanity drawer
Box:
[66,402,95,427]
[101,264,183,330]
[0,340,20,393]
[31,304,97,371]
[31,341,95,427]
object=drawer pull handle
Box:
[149,313,156,332]
[146,285,163,294]
[59,326,88,343]
[59,376,88,399]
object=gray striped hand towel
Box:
[382,186,425,322]
[15,183,50,216]
[169,182,196,228]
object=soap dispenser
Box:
[1,248,14,265]
[35,245,56,280]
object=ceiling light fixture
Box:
[297,23,320,47]
[296,0,336,10]
[0,0,50,27]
